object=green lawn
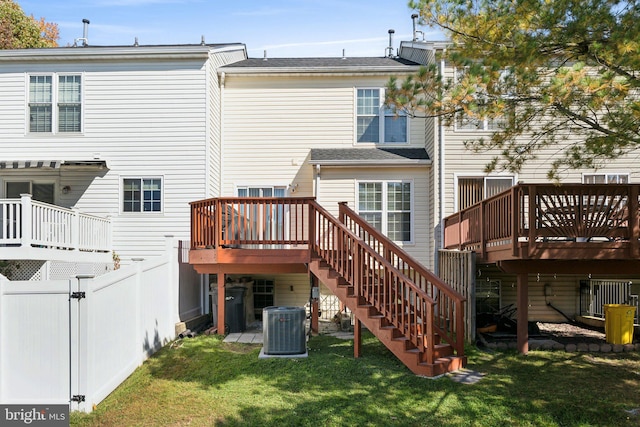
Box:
[71,333,640,426]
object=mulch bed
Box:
[480,321,608,345]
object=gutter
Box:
[308,159,432,167]
[0,44,246,62]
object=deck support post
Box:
[517,273,529,354]
[354,316,362,358]
[310,274,319,335]
[217,272,225,335]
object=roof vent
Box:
[263,50,268,61]
[201,35,206,45]
[411,14,424,41]
[342,48,346,59]
[74,19,90,47]
[386,29,395,57]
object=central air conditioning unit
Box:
[263,306,306,355]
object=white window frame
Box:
[582,173,629,184]
[453,67,511,132]
[121,177,163,214]
[27,73,83,134]
[356,180,414,244]
[355,88,409,145]
[454,174,516,211]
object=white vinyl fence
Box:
[0,237,182,412]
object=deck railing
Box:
[190,197,466,362]
[443,184,640,261]
[338,202,466,357]
[0,194,111,252]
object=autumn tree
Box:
[0,0,58,49]
[387,0,640,179]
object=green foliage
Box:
[0,0,58,49]
[0,260,18,279]
[388,0,640,180]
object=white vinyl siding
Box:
[0,46,246,262]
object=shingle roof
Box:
[220,57,421,73]
[224,57,419,68]
[309,148,430,166]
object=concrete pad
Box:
[447,368,485,384]
[223,333,242,343]
[258,348,308,359]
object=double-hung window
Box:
[123,178,162,213]
[356,88,407,143]
[29,74,82,133]
[453,67,511,132]
[358,181,412,242]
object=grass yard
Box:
[71,332,640,427]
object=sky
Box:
[18,0,444,58]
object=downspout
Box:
[219,71,226,197]
[314,164,321,198]
[437,48,446,275]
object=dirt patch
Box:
[535,322,606,345]
[479,321,608,345]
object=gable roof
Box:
[220,56,421,74]
[309,148,431,167]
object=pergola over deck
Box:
[443,183,640,352]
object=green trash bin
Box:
[604,304,636,345]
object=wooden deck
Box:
[189,197,467,376]
[443,184,640,265]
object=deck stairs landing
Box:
[309,258,465,377]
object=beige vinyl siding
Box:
[316,167,433,269]
[221,74,426,198]
[440,58,640,219]
[226,273,310,311]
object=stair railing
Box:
[338,202,466,358]
[310,201,442,364]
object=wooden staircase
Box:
[189,197,467,377]
[309,258,465,377]
[309,202,467,377]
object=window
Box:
[358,181,412,242]
[583,173,629,184]
[453,67,511,132]
[477,279,501,315]
[457,176,514,210]
[29,74,82,133]
[237,187,286,197]
[356,88,407,143]
[123,178,162,212]
[253,279,275,320]
[5,181,55,204]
